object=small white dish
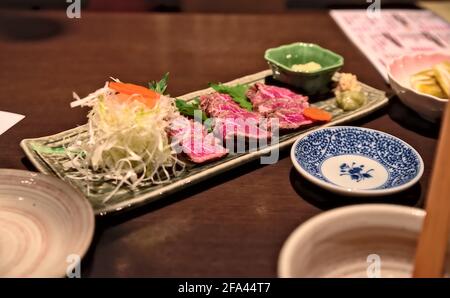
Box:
[278,204,450,277]
[291,126,424,196]
[0,169,95,277]
[388,52,450,123]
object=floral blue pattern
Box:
[339,162,374,182]
[293,127,422,189]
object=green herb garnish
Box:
[31,143,67,155]
[175,97,209,121]
[31,143,84,156]
[209,83,252,111]
[149,72,169,94]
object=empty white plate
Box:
[0,169,94,277]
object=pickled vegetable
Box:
[433,61,450,98]
[336,90,366,111]
[410,61,450,99]
[334,73,366,111]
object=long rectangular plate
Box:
[21,70,388,215]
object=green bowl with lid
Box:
[265,42,344,95]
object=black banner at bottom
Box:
[2,278,450,297]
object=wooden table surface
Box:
[0,10,441,277]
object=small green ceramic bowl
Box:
[265,42,344,95]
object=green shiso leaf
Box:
[209,83,252,111]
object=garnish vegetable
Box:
[175,97,208,121]
[148,73,209,122]
[68,78,184,202]
[149,72,169,95]
[303,107,332,122]
[109,81,160,108]
[334,73,366,111]
[209,83,253,111]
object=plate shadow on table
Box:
[21,157,37,172]
[289,167,424,211]
[388,95,440,139]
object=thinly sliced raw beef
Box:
[247,83,313,129]
[170,116,228,164]
[199,93,271,141]
[200,93,259,121]
[212,117,270,142]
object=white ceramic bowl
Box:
[0,169,95,277]
[278,204,450,277]
[388,52,450,123]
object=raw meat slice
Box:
[247,83,307,105]
[200,93,260,121]
[247,83,313,129]
[199,93,271,141]
[170,116,228,164]
[213,118,272,142]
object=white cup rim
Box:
[278,204,425,277]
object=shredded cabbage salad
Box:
[66,80,185,202]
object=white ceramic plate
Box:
[0,169,94,277]
[291,126,424,196]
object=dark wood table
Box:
[0,10,441,277]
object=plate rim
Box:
[290,126,424,196]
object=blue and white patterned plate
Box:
[291,126,424,196]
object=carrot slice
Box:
[109,81,160,108]
[109,82,160,98]
[303,107,332,122]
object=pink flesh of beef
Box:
[170,117,228,164]
[246,83,313,129]
[200,93,259,121]
[199,93,271,141]
[212,118,271,141]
